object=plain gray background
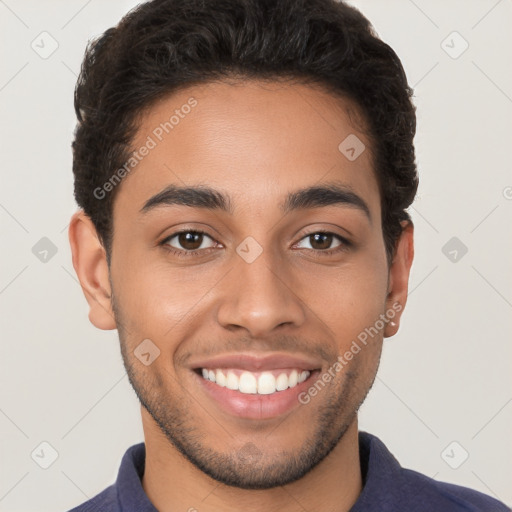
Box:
[1,1,511,511]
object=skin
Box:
[69,79,414,512]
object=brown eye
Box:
[296,232,345,251]
[177,232,203,250]
[309,233,334,250]
[162,230,216,252]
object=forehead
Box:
[114,79,380,219]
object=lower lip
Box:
[193,369,321,420]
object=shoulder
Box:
[65,442,148,512]
[66,484,119,512]
[357,432,510,512]
[396,465,510,511]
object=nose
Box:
[216,246,306,337]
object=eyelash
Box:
[159,229,352,259]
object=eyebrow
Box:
[140,182,371,221]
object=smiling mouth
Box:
[193,367,318,395]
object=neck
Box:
[141,408,363,512]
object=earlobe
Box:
[68,210,117,330]
[384,220,414,338]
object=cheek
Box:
[109,252,155,328]
[309,254,388,345]
[112,254,219,337]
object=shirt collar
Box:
[116,442,157,512]
[115,430,400,511]
[349,430,403,511]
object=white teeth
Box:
[276,372,289,391]
[226,371,239,390]
[239,372,257,393]
[199,368,311,395]
[215,369,226,387]
[257,372,276,395]
[298,370,309,383]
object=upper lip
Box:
[190,352,322,372]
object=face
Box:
[72,79,412,490]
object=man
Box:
[67,0,510,510]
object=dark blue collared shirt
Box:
[67,431,510,511]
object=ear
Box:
[68,210,117,330]
[384,220,414,338]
